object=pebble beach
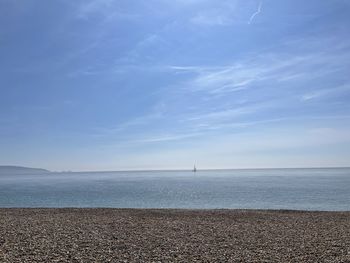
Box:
[0,209,349,262]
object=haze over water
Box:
[1,168,349,211]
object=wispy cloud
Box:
[169,56,308,95]
[91,112,164,138]
[150,36,350,141]
[75,0,115,19]
[187,105,259,121]
[188,0,240,26]
[169,38,350,97]
[189,66,258,93]
[191,13,234,26]
[301,84,350,101]
[248,1,262,24]
[132,132,202,143]
[168,66,207,74]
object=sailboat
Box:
[193,164,197,172]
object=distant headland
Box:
[0,166,50,174]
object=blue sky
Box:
[1,0,350,171]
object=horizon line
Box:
[50,166,350,173]
[2,165,350,173]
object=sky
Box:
[0,0,350,171]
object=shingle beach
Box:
[0,209,349,262]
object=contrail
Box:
[248,1,262,24]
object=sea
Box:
[0,168,349,211]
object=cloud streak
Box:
[191,13,233,26]
[301,84,350,101]
[169,37,350,98]
[248,1,262,24]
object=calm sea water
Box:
[0,168,349,211]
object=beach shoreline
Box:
[1,208,349,262]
